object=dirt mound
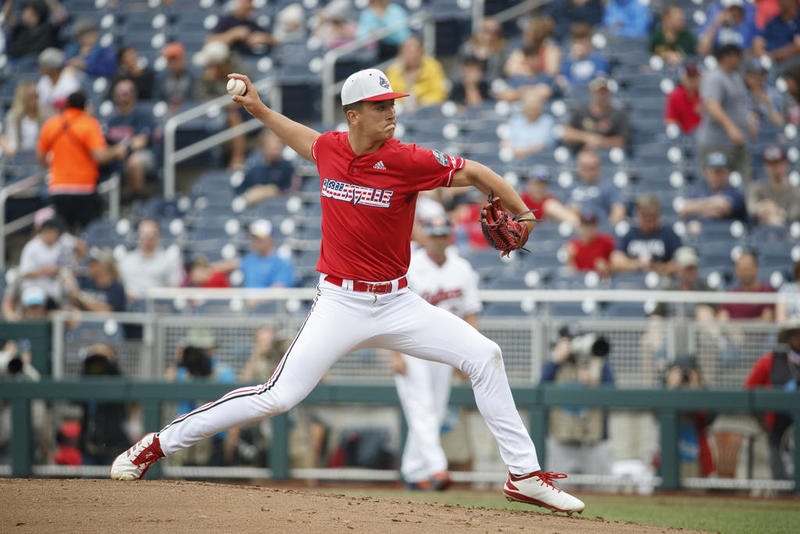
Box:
[1,479,706,533]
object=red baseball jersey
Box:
[312,131,464,281]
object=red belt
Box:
[324,275,407,294]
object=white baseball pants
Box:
[394,355,453,483]
[157,277,541,474]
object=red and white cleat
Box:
[503,471,585,514]
[109,432,164,480]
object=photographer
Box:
[660,356,715,479]
[79,343,131,465]
[165,328,236,466]
[0,339,48,464]
[541,328,615,483]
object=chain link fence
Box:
[54,306,783,389]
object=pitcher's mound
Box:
[1,479,704,533]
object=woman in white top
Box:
[2,81,43,156]
[777,260,800,322]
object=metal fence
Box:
[50,288,793,391]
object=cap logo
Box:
[378,76,390,89]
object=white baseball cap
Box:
[340,68,409,106]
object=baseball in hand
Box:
[227,78,246,96]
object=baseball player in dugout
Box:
[110,68,585,514]
[393,215,481,491]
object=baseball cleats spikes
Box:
[503,471,584,514]
[110,432,164,480]
[430,471,452,491]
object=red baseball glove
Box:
[479,194,540,256]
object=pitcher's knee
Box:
[259,389,304,416]
[465,340,504,378]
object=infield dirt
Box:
[1,478,709,533]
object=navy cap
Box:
[526,165,551,182]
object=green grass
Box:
[321,488,800,534]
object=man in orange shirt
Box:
[37,91,126,231]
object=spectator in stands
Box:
[562,75,629,153]
[183,255,230,288]
[1,283,49,321]
[166,328,237,466]
[356,0,411,62]
[717,251,775,321]
[501,89,555,159]
[782,64,800,125]
[459,17,507,82]
[112,47,155,101]
[66,248,126,313]
[541,326,615,483]
[566,148,626,225]
[610,194,682,276]
[195,41,248,169]
[496,44,556,102]
[79,343,131,465]
[744,320,800,480]
[119,219,182,300]
[679,152,747,223]
[238,130,299,205]
[105,78,157,198]
[449,55,490,109]
[3,0,67,59]
[547,0,604,41]
[1,81,43,156]
[698,0,759,56]
[18,216,67,305]
[664,62,702,135]
[36,47,82,117]
[565,212,615,275]
[649,4,696,65]
[559,22,609,89]
[752,0,800,65]
[505,16,561,78]
[603,0,651,39]
[777,260,800,322]
[649,247,716,321]
[155,42,194,112]
[64,19,117,79]
[743,57,784,129]
[519,166,580,226]
[214,219,295,288]
[747,145,800,226]
[207,0,275,57]
[696,44,751,182]
[274,3,306,43]
[37,92,126,231]
[313,0,356,50]
[386,36,448,110]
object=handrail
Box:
[321,12,437,125]
[491,0,549,26]
[1,175,43,270]
[162,77,278,199]
[142,286,795,305]
[0,172,122,270]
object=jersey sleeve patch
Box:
[432,149,449,167]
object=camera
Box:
[569,334,611,363]
[82,353,120,376]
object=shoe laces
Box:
[537,471,567,491]
[128,436,155,465]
